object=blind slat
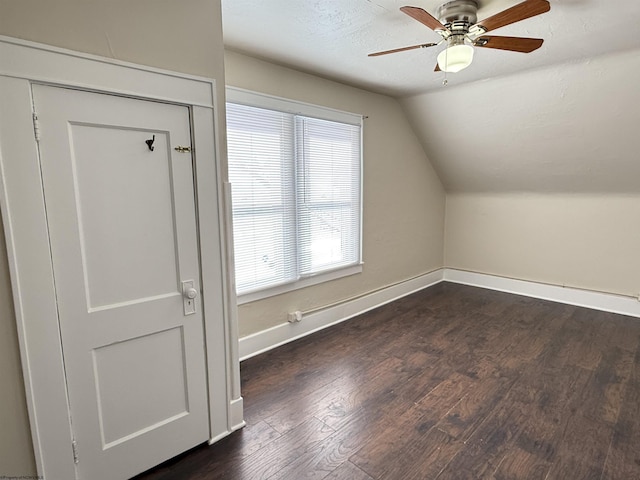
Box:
[227,101,361,295]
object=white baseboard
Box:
[444,269,640,319]
[229,397,245,432]
[208,397,245,445]
[239,268,640,361]
[238,269,444,360]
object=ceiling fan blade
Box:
[434,63,441,72]
[474,36,544,53]
[476,0,550,33]
[368,42,438,57]
[400,6,446,32]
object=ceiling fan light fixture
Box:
[437,44,474,72]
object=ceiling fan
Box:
[369,0,550,73]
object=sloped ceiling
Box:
[222,0,640,193]
[401,50,640,193]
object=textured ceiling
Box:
[222,0,640,194]
[222,0,640,97]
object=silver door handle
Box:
[182,280,197,315]
[185,288,198,299]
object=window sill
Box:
[237,263,364,305]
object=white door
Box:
[32,85,209,480]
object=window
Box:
[226,89,362,300]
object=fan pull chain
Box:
[442,47,448,86]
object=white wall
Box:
[224,50,446,337]
[445,193,640,298]
[0,0,227,475]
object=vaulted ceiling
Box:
[222,0,640,193]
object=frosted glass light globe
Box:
[437,44,474,73]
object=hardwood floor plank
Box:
[490,366,592,480]
[272,356,469,479]
[310,354,422,430]
[259,349,423,433]
[491,446,553,480]
[324,461,373,480]
[221,417,334,480]
[135,283,640,480]
[600,344,640,480]
[435,369,517,441]
[543,417,612,480]
[385,427,460,480]
[350,373,475,478]
[132,420,282,480]
[607,315,640,353]
[435,362,591,480]
[580,346,634,425]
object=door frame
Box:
[0,36,244,479]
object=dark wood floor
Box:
[136,283,640,480]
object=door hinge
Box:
[72,439,79,465]
[32,112,41,142]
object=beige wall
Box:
[0,0,227,475]
[224,51,446,337]
[400,49,640,194]
[0,217,34,476]
[445,193,640,297]
[0,0,224,80]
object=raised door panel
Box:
[32,84,208,480]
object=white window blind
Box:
[226,92,362,297]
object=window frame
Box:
[226,87,364,304]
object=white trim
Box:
[209,397,244,445]
[0,36,242,480]
[225,90,363,302]
[190,106,241,442]
[226,86,362,125]
[0,35,214,108]
[0,74,69,479]
[443,269,640,318]
[238,269,444,360]
[220,182,242,405]
[238,264,363,305]
[228,398,246,433]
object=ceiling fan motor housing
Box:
[368,0,549,62]
[437,0,479,25]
